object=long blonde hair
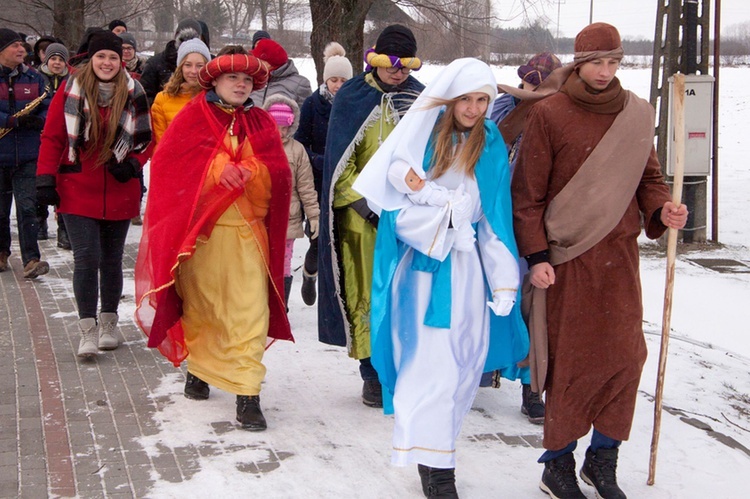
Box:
[74,61,129,165]
[427,97,486,180]
[163,57,205,97]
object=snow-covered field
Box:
[117,61,749,498]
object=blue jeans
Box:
[62,214,130,319]
[0,160,41,265]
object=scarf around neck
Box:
[319,82,334,104]
[560,72,626,114]
[63,71,152,163]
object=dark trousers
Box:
[0,160,41,265]
[62,214,130,319]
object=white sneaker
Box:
[98,312,119,350]
[77,318,99,359]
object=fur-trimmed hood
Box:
[262,93,300,138]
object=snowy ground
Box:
[110,63,750,497]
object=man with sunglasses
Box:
[318,25,424,408]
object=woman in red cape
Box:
[135,53,292,431]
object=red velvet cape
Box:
[135,91,293,366]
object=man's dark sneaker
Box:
[37,218,49,240]
[184,372,210,400]
[362,379,383,408]
[57,226,71,250]
[522,383,545,424]
[422,466,459,498]
[23,259,49,279]
[580,447,627,499]
[540,452,586,499]
[301,269,317,306]
[0,252,8,272]
[236,395,267,431]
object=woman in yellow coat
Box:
[150,38,210,144]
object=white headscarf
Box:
[353,58,497,213]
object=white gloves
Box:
[486,291,515,316]
[309,218,320,240]
[450,184,473,230]
[450,184,475,252]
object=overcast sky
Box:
[494,0,750,39]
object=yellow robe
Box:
[175,131,273,396]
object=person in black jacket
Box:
[0,28,50,277]
[139,19,202,102]
[293,41,352,306]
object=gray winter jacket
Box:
[250,59,312,108]
[262,94,319,239]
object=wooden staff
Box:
[648,73,686,485]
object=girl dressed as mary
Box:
[353,58,529,497]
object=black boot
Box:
[301,269,317,306]
[57,223,71,250]
[540,452,586,498]
[284,276,293,311]
[362,379,383,408]
[521,383,545,424]
[420,466,458,498]
[184,372,210,400]
[580,447,626,499]
[236,395,267,431]
[37,216,48,240]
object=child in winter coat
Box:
[264,95,319,309]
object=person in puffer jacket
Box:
[263,94,319,310]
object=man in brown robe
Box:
[512,23,688,499]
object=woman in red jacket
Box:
[37,31,152,360]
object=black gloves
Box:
[107,157,140,183]
[36,175,60,206]
[17,114,45,131]
[349,198,379,229]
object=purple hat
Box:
[518,52,562,87]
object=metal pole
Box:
[589,0,594,24]
[712,0,721,242]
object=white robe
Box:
[389,168,519,468]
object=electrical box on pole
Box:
[667,74,714,176]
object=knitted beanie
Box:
[574,23,622,53]
[118,32,137,52]
[87,31,122,59]
[108,19,127,32]
[374,24,417,58]
[43,43,69,64]
[323,42,352,82]
[252,30,271,48]
[252,39,288,70]
[175,18,202,48]
[177,38,210,67]
[0,28,22,53]
[267,102,295,127]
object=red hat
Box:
[574,23,622,53]
[251,39,288,71]
[198,53,270,91]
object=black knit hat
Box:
[0,28,22,53]
[87,31,123,59]
[108,19,127,32]
[374,24,417,58]
[252,30,271,48]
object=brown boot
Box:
[23,259,49,279]
[0,252,8,272]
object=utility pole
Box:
[650,0,712,244]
